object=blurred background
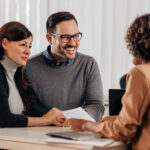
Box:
[0,0,150,101]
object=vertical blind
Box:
[1,0,150,100]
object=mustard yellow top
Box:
[96,64,150,150]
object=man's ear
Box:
[46,33,53,45]
[2,38,9,49]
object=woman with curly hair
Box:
[0,21,66,127]
[65,14,150,150]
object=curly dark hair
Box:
[125,14,150,62]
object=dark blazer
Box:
[0,63,44,127]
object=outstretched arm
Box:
[66,68,150,142]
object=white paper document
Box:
[62,107,95,122]
[44,136,115,147]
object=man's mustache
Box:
[63,45,77,49]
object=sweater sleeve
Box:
[95,67,150,142]
[0,77,28,127]
[82,57,105,121]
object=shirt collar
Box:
[43,46,72,66]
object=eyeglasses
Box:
[50,32,82,43]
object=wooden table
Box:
[0,127,128,150]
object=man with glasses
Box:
[25,11,104,121]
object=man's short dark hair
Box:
[46,11,78,33]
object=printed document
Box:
[62,107,95,122]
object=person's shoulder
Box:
[28,52,43,62]
[129,64,148,73]
[127,64,150,90]
[127,64,149,80]
[128,65,142,75]
[76,52,96,63]
[77,52,93,59]
[76,53,99,71]
[26,52,44,67]
[25,52,44,70]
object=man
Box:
[25,11,104,121]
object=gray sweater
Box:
[25,52,104,121]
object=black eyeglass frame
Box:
[50,32,82,43]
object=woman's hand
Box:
[64,118,87,131]
[43,107,66,127]
[64,118,99,133]
[98,116,117,123]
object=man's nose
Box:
[68,37,76,45]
